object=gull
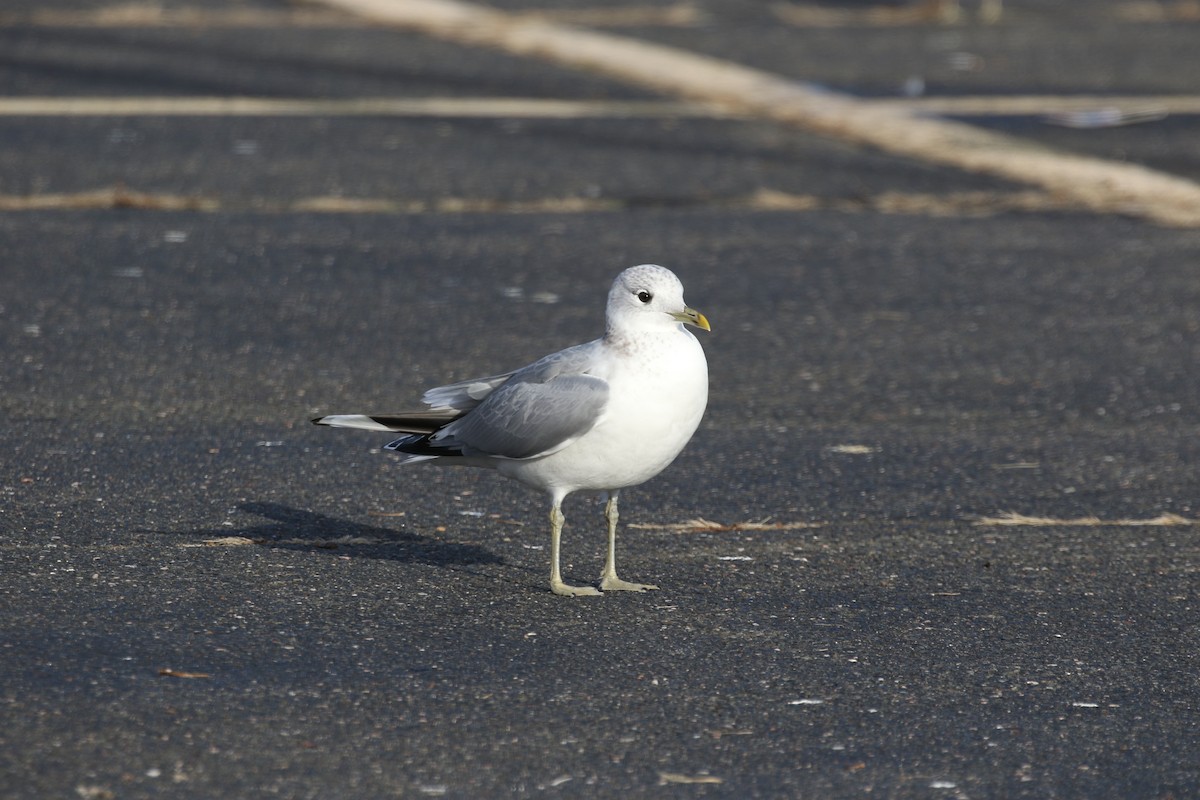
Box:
[313,264,710,596]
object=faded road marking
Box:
[975,512,1198,527]
[312,0,1200,226]
[0,96,729,119]
[0,187,1083,218]
[0,2,702,28]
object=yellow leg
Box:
[599,493,658,592]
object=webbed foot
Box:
[599,576,659,592]
[551,578,602,597]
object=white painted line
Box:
[0,6,361,27]
[3,94,1198,120]
[312,0,1200,227]
[772,0,999,27]
[2,3,702,29]
[504,3,703,28]
[0,96,729,119]
[871,95,1200,116]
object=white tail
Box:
[312,414,395,432]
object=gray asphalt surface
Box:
[3,1,1200,798]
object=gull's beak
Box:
[672,306,711,332]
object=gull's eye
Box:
[637,290,653,304]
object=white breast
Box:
[499,328,708,494]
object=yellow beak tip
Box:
[672,307,710,331]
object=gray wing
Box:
[420,371,516,413]
[431,342,609,459]
[313,373,515,434]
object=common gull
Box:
[313,264,709,596]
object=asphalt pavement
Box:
[3,1,1200,797]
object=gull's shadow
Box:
[177,501,503,567]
